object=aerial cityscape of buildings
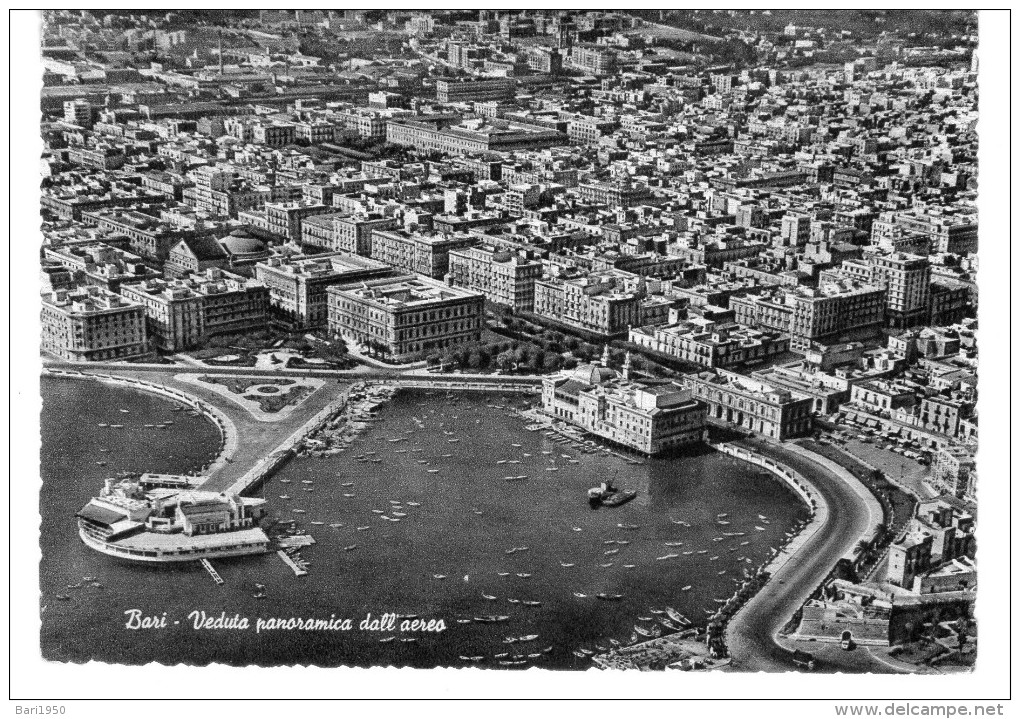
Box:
[35,9,981,677]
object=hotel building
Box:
[119,270,269,351]
[41,285,149,361]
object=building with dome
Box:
[542,347,708,455]
[218,229,270,268]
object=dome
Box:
[571,363,618,385]
[220,233,267,256]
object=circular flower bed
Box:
[254,385,281,394]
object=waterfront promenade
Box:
[42,359,543,497]
[723,437,889,673]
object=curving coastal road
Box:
[724,438,880,673]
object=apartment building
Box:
[447,244,544,311]
[254,253,393,330]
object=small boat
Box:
[572,650,587,658]
[460,656,484,663]
[717,513,729,518]
[279,495,291,500]
[456,619,473,625]
[252,593,267,599]
[344,545,357,551]
[665,541,683,547]
[432,574,447,580]
[604,549,619,556]
[656,554,680,561]
[572,592,588,598]
[523,600,541,607]
[599,562,614,568]
[617,524,639,530]
[516,573,531,578]
[110,424,124,429]
[310,521,324,526]
[97,423,108,428]
[755,526,766,531]
[717,520,731,526]
[634,626,652,637]
[280,480,292,484]
[341,482,354,487]
[55,595,71,601]
[497,572,510,577]
[119,409,129,413]
[372,509,384,514]
[392,512,406,518]
[406,501,420,506]
[572,527,582,532]
[356,526,369,531]
[681,585,692,592]
[559,562,575,567]
[292,509,306,514]
[482,594,497,600]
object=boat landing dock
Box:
[277,550,308,576]
[199,558,224,585]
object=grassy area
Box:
[243,385,314,414]
[198,376,296,395]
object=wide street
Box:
[723,438,897,674]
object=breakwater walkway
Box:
[46,364,543,498]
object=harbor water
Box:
[40,378,809,668]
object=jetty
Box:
[277,535,316,549]
[277,550,308,576]
[199,558,224,585]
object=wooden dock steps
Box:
[277,550,308,576]
[199,558,224,585]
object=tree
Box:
[495,350,516,371]
[467,351,484,370]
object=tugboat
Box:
[587,480,636,508]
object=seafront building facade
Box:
[41,285,149,361]
[542,352,708,454]
[119,270,270,351]
[628,320,790,370]
[682,368,814,440]
[327,275,484,361]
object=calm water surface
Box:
[41,378,808,668]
